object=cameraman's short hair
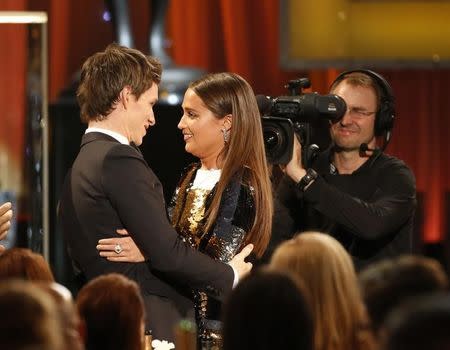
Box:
[330,71,383,107]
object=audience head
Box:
[382,293,450,350]
[359,254,448,334]
[180,72,273,257]
[76,273,145,350]
[0,279,63,349]
[37,282,85,350]
[77,43,162,124]
[270,231,373,350]
[222,269,313,350]
[0,247,54,282]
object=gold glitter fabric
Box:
[169,164,210,248]
[176,188,210,248]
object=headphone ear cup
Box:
[375,99,394,137]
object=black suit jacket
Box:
[59,132,233,307]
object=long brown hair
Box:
[190,72,273,257]
[270,232,374,350]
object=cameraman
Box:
[272,70,416,270]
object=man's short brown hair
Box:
[77,43,162,123]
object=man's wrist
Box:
[287,168,306,184]
[229,264,238,288]
[295,168,318,192]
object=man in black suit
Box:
[58,43,253,342]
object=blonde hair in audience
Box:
[270,231,373,350]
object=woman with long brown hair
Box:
[172,72,273,258]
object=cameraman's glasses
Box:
[346,107,376,118]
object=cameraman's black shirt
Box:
[271,148,417,271]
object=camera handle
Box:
[285,78,311,96]
[305,144,320,168]
[294,122,320,168]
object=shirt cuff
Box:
[229,264,239,288]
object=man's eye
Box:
[348,108,375,117]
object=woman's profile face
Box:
[178,88,226,166]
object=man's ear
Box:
[119,86,132,109]
[222,114,232,131]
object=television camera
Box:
[258,78,346,165]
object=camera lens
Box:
[261,117,294,164]
[263,127,281,151]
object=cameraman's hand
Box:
[283,136,306,183]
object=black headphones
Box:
[331,69,395,141]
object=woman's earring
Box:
[221,128,230,144]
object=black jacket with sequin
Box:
[168,162,255,332]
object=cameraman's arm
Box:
[301,162,416,240]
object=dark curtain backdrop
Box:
[1,0,449,243]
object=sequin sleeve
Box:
[203,183,255,262]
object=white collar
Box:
[192,168,221,190]
[85,127,129,145]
